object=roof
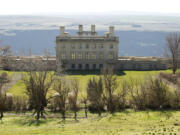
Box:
[56,35,119,42]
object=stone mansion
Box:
[56,25,167,71]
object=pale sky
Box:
[1,0,180,15]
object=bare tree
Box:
[22,53,55,120]
[165,33,180,74]
[115,80,128,110]
[80,94,88,118]
[68,79,80,120]
[87,77,104,116]
[101,67,118,113]
[0,72,9,120]
[23,71,54,120]
[53,77,70,121]
[0,42,12,70]
[128,77,149,110]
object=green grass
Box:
[0,110,179,135]
[1,70,180,135]
[67,70,172,97]
[6,70,172,97]
[0,70,15,75]
[8,80,27,97]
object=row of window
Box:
[60,44,114,49]
[60,52,114,60]
[119,64,165,70]
[71,64,103,70]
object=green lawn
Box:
[1,70,180,135]
[0,110,179,135]
[8,79,27,97]
[6,70,172,97]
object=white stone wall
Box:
[56,25,119,70]
[56,40,118,70]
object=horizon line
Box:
[1,11,180,16]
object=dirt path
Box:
[2,73,22,92]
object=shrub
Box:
[13,96,28,113]
[128,78,148,110]
[113,81,128,110]
[146,77,171,109]
[159,72,179,84]
[129,76,171,110]
[5,93,13,111]
[170,88,180,109]
[87,77,104,116]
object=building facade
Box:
[56,25,167,71]
[56,25,119,70]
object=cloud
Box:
[0,30,16,36]
[139,42,157,47]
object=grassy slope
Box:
[1,70,180,135]
[0,110,179,135]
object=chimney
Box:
[109,26,114,36]
[79,25,83,34]
[91,25,95,33]
[60,26,65,35]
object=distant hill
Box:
[0,30,168,56]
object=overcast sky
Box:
[1,0,180,15]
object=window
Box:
[120,64,124,70]
[85,52,90,60]
[132,64,136,69]
[61,45,65,49]
[99,52,103,59]
[154,65,157,69]
[99,64,103,69]
[86,44,89,49]
[162,64,166,69]
[93,44,96,49]
[110,44,113,49]
[149,65,152,70]
[71,52,76,60]
[99,44,103,49]
[138,64,141,70]
[108,52,114,59]
[85,64,89,70]
[91,52,96,60]
[71,44,75,49]
[78,64,82,69]
[62,63,65,68]
[61,52,66,60]
[79,44,82,49]
[77,52,83,60]
[71,64,75,69]
[93,64,96,70]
